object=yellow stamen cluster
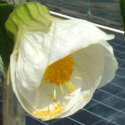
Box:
[32,104,65,121]
[44,55,75,86]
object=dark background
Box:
[29,0,123,30]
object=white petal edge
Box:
[10,51,31,113]
[97,41,118,88]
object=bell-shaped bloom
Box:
[6,3,118,121]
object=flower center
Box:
[44,54,82,102]
[44,55,75,86]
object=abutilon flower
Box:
[6,2,118,121]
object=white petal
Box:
[15,22,56,106]
[10,51,32,113]
[97,41,118,88]
[48,19,114,65]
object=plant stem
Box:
[2,74,25,125]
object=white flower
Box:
[7,2,118,121]
[10,19,118,121]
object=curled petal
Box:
[97,41,118,88]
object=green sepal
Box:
[6,2,52,37]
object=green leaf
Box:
[120,0,125,32]
[0,3,17,68]
[0,55,5,78]
[0,1,7,4]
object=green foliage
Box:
[120,0,125,32]
[0,0,5,3]
[0,3,16,68]
[0,55,5,77]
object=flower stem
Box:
[2,72,25,125]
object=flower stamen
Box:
[74,76,83,80]
[65,81,76,91]
[44,55,75,86]
[60,84,65,94]
[44,55,76,96]
[64,85,71,96]
[53,85,56,102]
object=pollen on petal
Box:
[41,117,46,121]
[32,104,65,121]
[83,94,88,99]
